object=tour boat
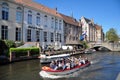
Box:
[84,49,94,54]
[39,53,71,64]
[40,61,90,75]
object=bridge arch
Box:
[92,45,112,51]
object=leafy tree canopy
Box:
[106,28,119,42]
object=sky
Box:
[34,0,120,35]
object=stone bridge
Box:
[88,42,120,51]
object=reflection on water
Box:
[0,52,120,80]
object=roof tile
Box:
[60,13,80,26]
[14,0,62,18]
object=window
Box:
[57,33,59,41]
[55,19,58,29]
[36,13,40,26]
[36,30,40,42]
[44,32,47,42]
[16,7,22,23]
[2,2,9,20]
[51,17,54,28]
[57,33,61,42]
[1,25,8,40]
[51,33,54,42]
[59,20,62,30]
[44,15,47,27]
[60,34,62,42]
[28,10,32,24]
[27,29,31,41]
[16,27,21,41]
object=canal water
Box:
[0,51,120,80]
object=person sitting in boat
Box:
[84,57,89,63]
[58,60,63,70]
[50,60,58,70]
[74,58,79,66]
[62,58,67,70]
[81,58,86,64]
[66,59,71,69]
[70,57,76,68]
[78,57,82,65]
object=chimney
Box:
[55,7,58,14]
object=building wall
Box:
[0,0,64,49]
[81,17,96,42]
[0,0,23,41]
[64,22,81,45]
[22,4,64,49]
[96,28,104,43]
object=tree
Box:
[106,28,119,43]
[80,41,89,49]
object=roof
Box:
[84,17,91,23]
[60,13,80,26]
[81,16,95,26]
[95,24,102,30]
[14,0,62,18]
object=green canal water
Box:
[0,51,120,80]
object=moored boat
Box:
[40,61,90,75]
[39,53,71,64]
[84,49,95,54]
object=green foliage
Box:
[4,40,15,48]
[0,40,16,56]
[10,47,40,57]
[0,40,9,56]
[80,41,89,49]
[10,47,39,53]
[106,28,119,42]
[15,41,24,47]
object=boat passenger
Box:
[58,60,63,70]
[85,57,88,63]
[50,60,58,70]
[81,58,86,64]
[62,59,66,70]
[78,57,82,65]
[66,60,70,69]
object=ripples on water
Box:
[0,52,120,80]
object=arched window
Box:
[28,10,32,24]
[2,2,9,20]
[44,15,48,27]
[36,13,40,26]
[16,7,22,23]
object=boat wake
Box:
[39,67,90,79]
[90,60,99,65]
[39,71,65,79]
